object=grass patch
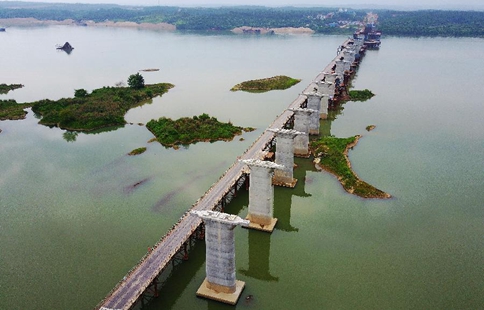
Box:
[128,147,147,156]
[0,99,29,120]
[348,89,375,101]
[231,75,301,92]
[146,113,254,148]
[310,135,390,199]
[29,83,173,131]
[366,125,376,131]
[0,83,23,94]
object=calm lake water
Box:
[1,26,483,310]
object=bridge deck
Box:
[97,41,348,310]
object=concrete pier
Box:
[191,210,249,305]
[320,94,329,119]
[323,71,338,85]
[335,58,345,79]
[268,128,305,188]
[240,159,284,232]
[343,50,355,64]
[289,108,318,157]
[317,80,334,97]
[303,89,324,134]
[343,60,352,72]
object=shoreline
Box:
[0,18,315,34]
[0,18,176,30]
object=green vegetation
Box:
[348,89,375,101]
[0,99,28,120]
[74,88,88,98]
[128,147,147,156]
[378,10,484,37]
[146,113,254,147]
[128,73,145,90]
[231,75,301,92]
[310,135,391,199]
[30,82,173,131]
[0,83,23,94]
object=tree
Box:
[74,88,88,98]
[127,73,145,89]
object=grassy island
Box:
[231,75,301,92]
[366,125,376,131]
[310,135,391,199]
[128,147,147,156]
[348,89,375,102]
[0,83,23,94]
[0,99,29,120]
[29,83,173,131]
[146,113,254,148]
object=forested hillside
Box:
[378,10,484,37]
[1,2,483,37]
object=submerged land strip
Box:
[310,135,391,199]
[0,83,23,94]
[0,99,29,120]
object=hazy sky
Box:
[12,0,484,10]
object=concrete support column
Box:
[316,80,334,97]
[323,71,338,85]
[320,94,329,119]
[343,50,355,64]
[303,90,324,135]
[289,108,317,157]
[240,159,284,232]
[268,128,305,188]
[191,210,249,305]
[343,60,352,72]
[335,59,345,80]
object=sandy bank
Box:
[0,18,175,30]
[0,19,315,34]
[232,26,314,35]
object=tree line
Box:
[378,10,484,37]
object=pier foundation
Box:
[303,89,324,134]
[191,210,249,305]
[240,159,284,232]
[323,71,338,85]
[320,94,329,119]
[289,108,318,157]
[335,59,345,80]
[317,80,334,97]
[269,128,305,188]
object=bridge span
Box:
[96,39,354,310]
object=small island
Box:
[230,75,301,92]
[128,147,147,156]
[0,83,24,94]
[366,125,376,131]
[146,113,254,148]
[348,89,375,101]
[0,73,174,131]
[310,135,391,199]
[0,99,28,120]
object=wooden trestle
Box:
[96,39,355,310]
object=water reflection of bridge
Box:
[95,39,352,310]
